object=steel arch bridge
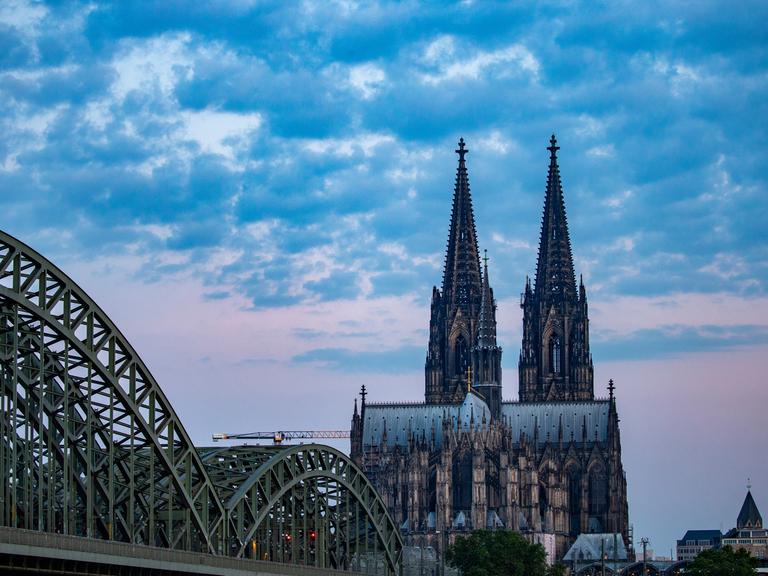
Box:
[0,230,402,573]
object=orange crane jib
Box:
[212,430,350,444]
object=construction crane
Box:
[212,430,350,445]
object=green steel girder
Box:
[213,444,402,573]
[0,230,402,574]
[0,231,226,552]
[0,321,127,540]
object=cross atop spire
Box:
[456,137,468,162]
[547,133,560,158]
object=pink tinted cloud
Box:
[591,293,768,335]
[64,254,767,556]
[598,347,768,555]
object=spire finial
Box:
[748,477,752,491]
[547,134,559,158]
[483,249,489,268]
[360,384,367,407]
[455,137,468,162]
[608,379,615,400]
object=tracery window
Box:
[588,466,608,517]
[549,336,561,374]
[452,452,472,513]
[567,467,582,536]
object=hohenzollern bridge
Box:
[0,230,402,575]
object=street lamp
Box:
[640,537,650,576]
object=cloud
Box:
[698,253,749,281]
[593,324,768,361]
[347,63,387,99]
[586,144,615,158]
[2,4,767,557]
[293,346,424,373]
[1,0,766,346]
[419,36,540,85]
[0,0,47,30]
[181,108,262,161]
[590,292,768,336]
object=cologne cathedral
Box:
[350,136,630,559]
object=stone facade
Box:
[350,136,630,559]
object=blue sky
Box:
[2,0,767,557]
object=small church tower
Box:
[737,487,763,529]
[472,251,502,419]
[519,135,594,402]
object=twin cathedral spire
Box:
[425,138,500,411]
[425,135,594,410]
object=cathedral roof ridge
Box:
[501,399,609,406]
[365,400,435,408]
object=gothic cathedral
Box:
[350,136,630,559]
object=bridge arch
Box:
[0,230,227,552]
[202,444,402,573]
[0,230,402,573]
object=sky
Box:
[1,0,767,558]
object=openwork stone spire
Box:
[473,249,502,418]
[534,134,577,309]
[519,135,593,402]
[442,138,483,318]
[426,139,489,405]
[477,251,496,348]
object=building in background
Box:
[722,488,767,560]
[350,137,630,559]
[676,530,722,561]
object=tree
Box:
[446,530,552,576]
[687,545,758,576]
[547,563,567,576]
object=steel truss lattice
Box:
[0,230,401,574]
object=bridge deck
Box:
[0,527,360,576]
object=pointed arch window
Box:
[567,467,582,537]
[454,334,468,376]
[539,483,549,530]
[549,336,561,374]
[588,466,608,517]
